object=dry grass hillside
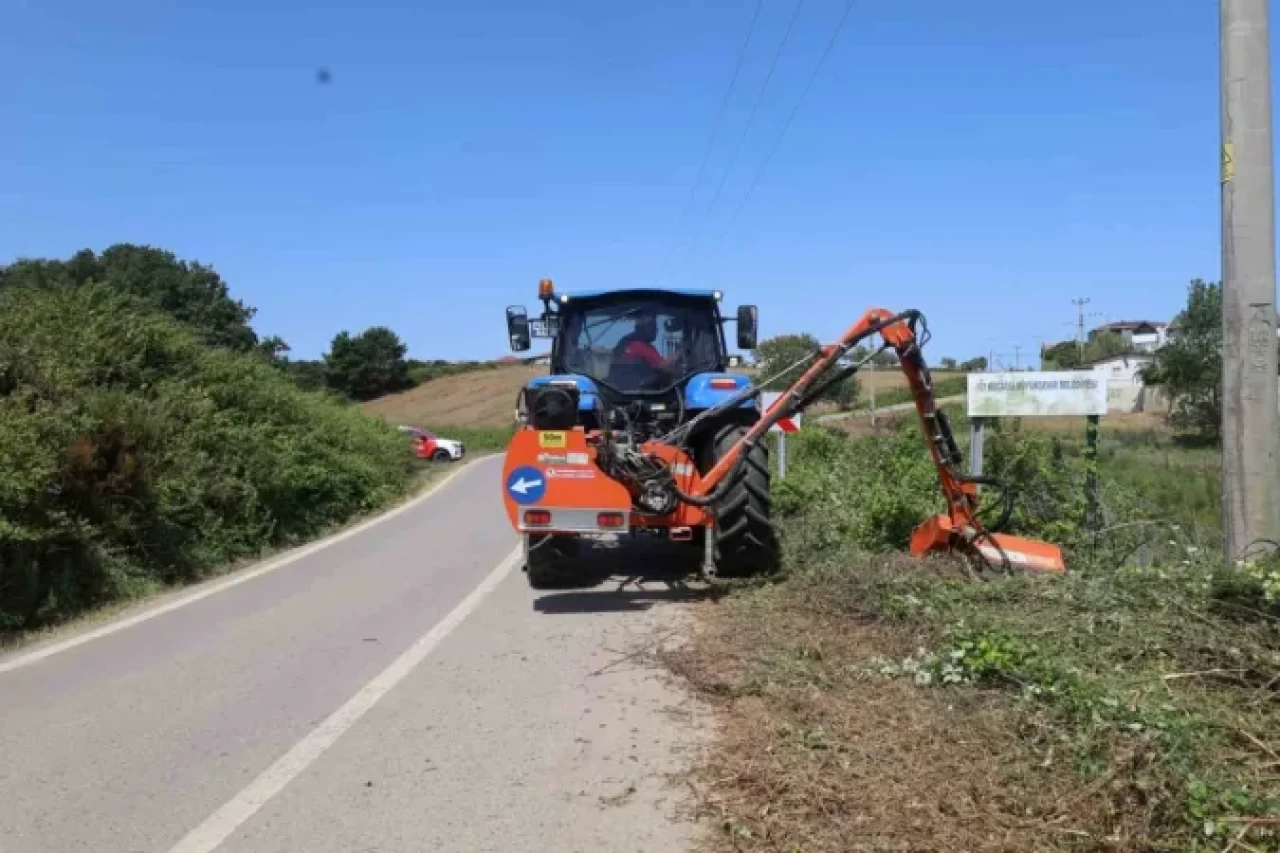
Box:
[361,365,541,429]
[360,362,942,430]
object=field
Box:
[362,365,542,429]
[860,366,964,392]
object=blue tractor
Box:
[502,279,779,585]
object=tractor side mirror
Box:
[735,305,758,351]
[506,306,531,352]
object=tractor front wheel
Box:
[700,423,781,578]
[525,534,583,589]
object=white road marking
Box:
[0,455,501,675]
[166,545,521,853]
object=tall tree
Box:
[1041,341,1083,369]
[0,244,258,351]
[1141,279,1223,440]
[1042,331,1130,369]
[256,335,291,365]
[285,360,329,392]
[324,327,413,400]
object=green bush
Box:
[773,426,945,555]
[771,419,1280,849]
[0,284,414,629]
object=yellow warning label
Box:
[1222,141,1235,183]
[537,431,567,449]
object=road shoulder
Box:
[219,569,708,852]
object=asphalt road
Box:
[0,455,699,853]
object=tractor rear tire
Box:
[701,423,781,578]
[525,534,583,589]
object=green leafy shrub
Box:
[766,415,1280,848]
[773,426,944,555]
[0,284,413,629]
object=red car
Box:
[397,425,465,462]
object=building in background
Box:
[1088,321,1169,352]
[1072,352,1159,413]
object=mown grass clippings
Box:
[665,422,1280,852]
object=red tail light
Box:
[524,510,551,526]
[597,512,625,529]
[710,378,738,389]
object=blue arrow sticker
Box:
[506,465,547,505]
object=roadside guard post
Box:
[762,390,802,479]
[966,370,1109,528]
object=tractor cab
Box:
[506,282,757,391]
[505,281,759,427]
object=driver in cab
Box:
[613,314,683,378]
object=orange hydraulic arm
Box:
[694,308,1065,574]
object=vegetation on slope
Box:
[666,417,1280,852]
[0,277,415,631]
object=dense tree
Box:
[0,244,259,351]
[1087,331,1130,362]
[1141,279,1222,440]
[753,333,860,409]
[1041,341,1082,369]
[960,356,988,372]
[324,326,413,400]
[285,360,330,392]
[256,335,291,365]
[0,284,409,627]
[939,357,958,370]
[1042,331,1130,370]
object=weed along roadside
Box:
[662,418,1280,852]
[0,273,510,645]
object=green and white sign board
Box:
[967,371,1107,417]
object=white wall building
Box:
[1073,352,1157,413]
[1088,321,1169,353]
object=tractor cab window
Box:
[557,298,721,392]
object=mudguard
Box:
[524,372,758,414]
[682,372,758,410]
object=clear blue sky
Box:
[1,1,1235,366]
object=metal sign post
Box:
[761,391,802,479]
[969,417,986,491]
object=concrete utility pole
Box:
[1221,0,1280,562]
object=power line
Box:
[702,0,857,273]
[654,0,765,284]
[677,0,809,273]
